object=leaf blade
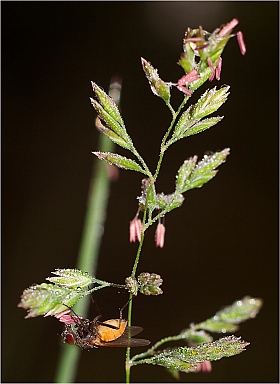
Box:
[92,151,147,174]
[132,336,249,371]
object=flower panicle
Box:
[178,18,246,94]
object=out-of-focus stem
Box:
[54,78,122,383]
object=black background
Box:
[2,2,278,383]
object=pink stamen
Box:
[177,69,200,95]
[58,315,77,325]
[196,360,212,373]
[54,309,71,319]
[218,18,239,37]
[184,37,205,43]
[215,57,222,80]
[155,223,165,248]
[237,31,246,55]
[207,58,215,82]
[54,309,82,325]
[130,218,142,243]
[178,69,200,86]
[177,85,193,96]
[195,43,210,51]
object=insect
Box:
[60,302,151,349]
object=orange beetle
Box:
[61,310,150,349]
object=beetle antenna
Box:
[90,296,102,317]
[118,298,133,325]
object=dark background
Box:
[2,2,278,383]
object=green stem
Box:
[131,210,147,278]
[130,147,153,179]
[154,97,189,180]
[167,102,176,118]
[125,292,133,384]
[125,209,147,383]
[54,80,121,383]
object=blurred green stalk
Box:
[54,78,121,383]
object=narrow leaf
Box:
[92,151,146,174]
[18,269,112,318]
[90,98,129,140]
[192,86,230,120]
[46,268,96,289]
[175,156,197,193]
[91,82,124,128]
[185,170,217,190]
[141,58,171,104]
[198,320,239,333]
[145,182,157,214]
[183,116,223,137]
[179,40,196,74]
[197,296,263,333]
[182,148,230,192]
[133,336,249,371]
[96,119,132,150]
[171,106,193,139]
[214,296,263,324]
[194,148,230,174]
[181,329,213,344]
[18,283,87,318]
[156,191,185,212]
[170,87,227,145]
